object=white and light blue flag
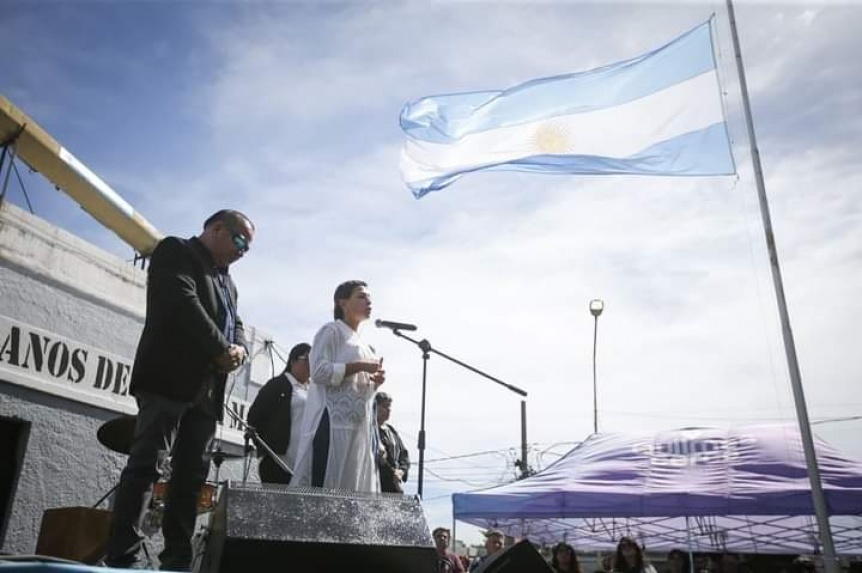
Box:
[399,20,735,198]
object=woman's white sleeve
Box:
[310,324,346,387]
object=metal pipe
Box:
[724,3,837,569]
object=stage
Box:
[13,482,438,573]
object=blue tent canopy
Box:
[452,425,862,554]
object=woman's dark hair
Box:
[667,549,690,571]
[613,536,644,572]
[551,542,581,573]
[333,280,367,320]
[286,342,311,371]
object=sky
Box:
[2,0,861,547]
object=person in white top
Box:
[290,280,386,492]
[247,342,311,484]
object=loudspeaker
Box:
[200,482,437,573]
[35,506,112,564]
[475,539,553,573]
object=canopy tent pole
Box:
[724,2,837,570]
[685,516,694,573]
[451,515,457,553]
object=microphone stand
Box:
[385,329,527,498]
[207,441,230,485]
[223,402,294,484]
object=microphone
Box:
[375,319,417,332]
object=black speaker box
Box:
[474,539,553,573]
[200,482,437,573]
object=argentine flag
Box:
[399,21,735,198]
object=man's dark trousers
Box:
[105,391,215,571]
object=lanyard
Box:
[215,272,236,342]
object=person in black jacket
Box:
[247,342,312,484]
[375,392,410,493]
[105,209,253,571]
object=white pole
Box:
[724,2,837,570]
[592,314,599,434]
[452,514,457,552]
[685,516,694,573]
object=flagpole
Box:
[724,2,838,569]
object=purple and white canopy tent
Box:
[452,425,862,554]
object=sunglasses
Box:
[231,232,250,253]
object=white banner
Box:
[0,314,250,444]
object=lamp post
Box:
[589,299,604,434]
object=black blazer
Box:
[247,373,293,456]
[130,236,245,418]
[378,423,410,493]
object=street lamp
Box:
[589,299,604,434]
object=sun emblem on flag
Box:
[533,121,573,154]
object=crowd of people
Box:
[430,531,658,573]
[432,531,829,573]
[430,528,504,573]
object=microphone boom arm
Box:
[392,331,527,397]
[223,402,294,477]
[382,327,527,498]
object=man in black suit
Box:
[247,342,311,484]
[105,209,254,571]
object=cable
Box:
[11,159,34,213]
[424,448,517,464]
[0,146,36,213]
[812,415,862,426]
[269,342,289,363]
[1,144,16,203]
[423,467,509,488]
[264,339,276,380]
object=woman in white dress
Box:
[290,280,386,492]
